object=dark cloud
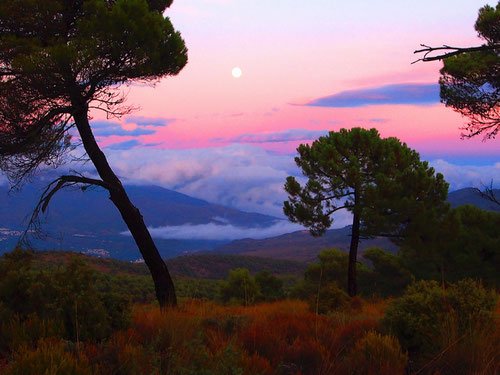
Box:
[91,120,157,137]
[94,127,156,137]
[125,116,175,127]
[306,83,440,108]
[218,128,329,144]
[90,120,121,129]
[105,140,141,150]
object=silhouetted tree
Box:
[0,0,188,307]
[283,128,448,296]
[414,2,500,139]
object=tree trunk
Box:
[348,194,360,297]
[72,104,177,308]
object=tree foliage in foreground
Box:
[0,0,188,306]
[401,204,500,286]
[416,2,500,139]
[284,128,449,296]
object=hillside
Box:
[210,188,500,262]
[211,226,397,262]
[30,250,307,280]
[0,181,281,260]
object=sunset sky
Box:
[84,0,500,223]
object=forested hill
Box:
[30,250,307,280]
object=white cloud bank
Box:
[430,159,500,190]
[139,220,306,241]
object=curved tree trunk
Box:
[348,194,360,297]
[72,104,177,308]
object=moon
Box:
[232,67,242,78]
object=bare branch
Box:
[19,174,109,245]
[412,43,500,64]
[474,180,500,207]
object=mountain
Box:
[1,182,498,263]
[0,181,280,260]
[209,187,500,262]
[211,226,397,262]
[447,187,500,212]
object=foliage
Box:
[284,127,449,296]
[4,338,94,375]
[400,205,500,286]
[219,268,260,305]
[0,0,187,308]
[439,1,500,138]
[255,271,285,302]
[0,248,131,345]
[362,247,414,297]
[343,331,407,375]
[292,249,412,306]
[383,279,498,355]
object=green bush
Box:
[383,279,498,353]
[218,268,259,305]
[310,281,350,314]
[255,271,285,302]
[362,247,414,297]
[0,249,131,344]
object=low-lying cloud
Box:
[306,83,439,108]
[124,221,306,241]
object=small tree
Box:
[255,270,284,301]
[414,2,500,139]
[284,128,449,296]
[219,268,259,305]
[0,0,188,307]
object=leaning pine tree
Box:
[284,128,449,296]
[0,0,188,307]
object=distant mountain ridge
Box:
[207,187,500,262]
[0,180,280,260]
[0,183,497,262]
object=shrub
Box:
[219,268,259,305]
[383,279,498,363]
[311,281,350,315]
[0,249,131,344]
[255,271,285,302]
[343,331,407,375]
[4,338,94,375]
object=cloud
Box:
[430,159,500,190]
[306,83,440,108]
[125,116,175,127]
[105,139,141,150]
[122,221,305,241]
[63,143,500,223]
[217,128,329,144]
[94,144,300,217]
[91,120,157,137]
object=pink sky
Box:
[83,0,500,218]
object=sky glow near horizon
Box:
[56,1,500,224]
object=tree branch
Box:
[19,174,109,245]
[474,181,500,208]
[412,43,500,63]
